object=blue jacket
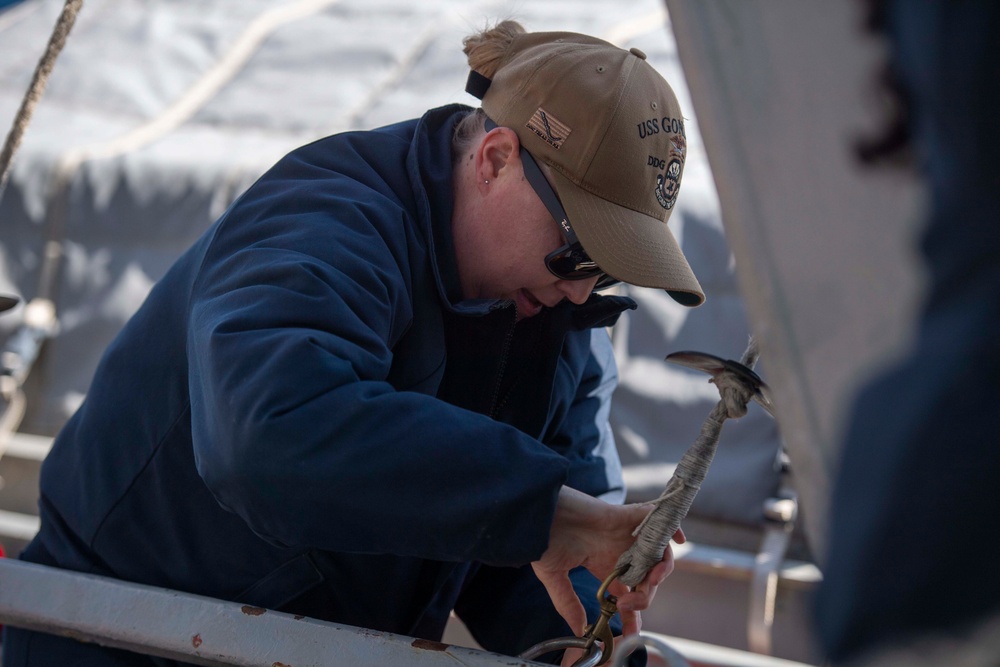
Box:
[22,105,636,663]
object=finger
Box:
[674,526,687,544]
[619,608,641,636]
[532,565,588,637]
[641,558,673,588]
[560,646,586,667]
[617,586,654,613]
[615,577,657,613]
[616,549,676,612]
[612,622,644,660]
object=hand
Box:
[531,487,686,665]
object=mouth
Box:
[515,289,544,320]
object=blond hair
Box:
[461,20,526,79]
[452,21,527,161]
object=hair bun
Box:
[462,20,526,80]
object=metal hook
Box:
[520,636,603,667]
[520,565,629,667]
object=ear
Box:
[476,126,520,186]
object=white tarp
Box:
[665,0,925,556]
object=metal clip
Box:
[581,565,625,665]
[519,565,628,667]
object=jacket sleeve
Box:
[543,328,627,504]
[185,164,569,567]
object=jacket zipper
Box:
[487,308,517,420]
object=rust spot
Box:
[272,663,292,667]
[241,605,267,616]
[191,634,202,648]
[411,638,449,652]
[293,614,305,620]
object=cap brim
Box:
[548,170,705,307]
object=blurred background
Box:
[0,1,928,665]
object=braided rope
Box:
[615,338,759,588]
[0,0,84,192]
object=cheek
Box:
[488,186,563,289]
[514,219,558,278]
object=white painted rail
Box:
[0,558,545,666]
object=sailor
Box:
[3,21,702,667]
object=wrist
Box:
[551,486,610,547]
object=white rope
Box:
[54,0,344,171]
[336,19,449,133]
[0,0,83,192]
[615,337,759,588]
[31,0,342,303]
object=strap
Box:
[465,70,492,100]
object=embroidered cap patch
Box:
[655,134,686,210]
[526,108,571,149]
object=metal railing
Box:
[0,558,543,666]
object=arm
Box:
[186,169,568,566]
[538,330,680,636]
[458,330,681,659]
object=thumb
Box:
[532,564,588,637]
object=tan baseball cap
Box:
[467,31,704,306]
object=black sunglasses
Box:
[484,119,620,291]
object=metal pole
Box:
[0,558,544,667]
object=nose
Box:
[557,276,600,304]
